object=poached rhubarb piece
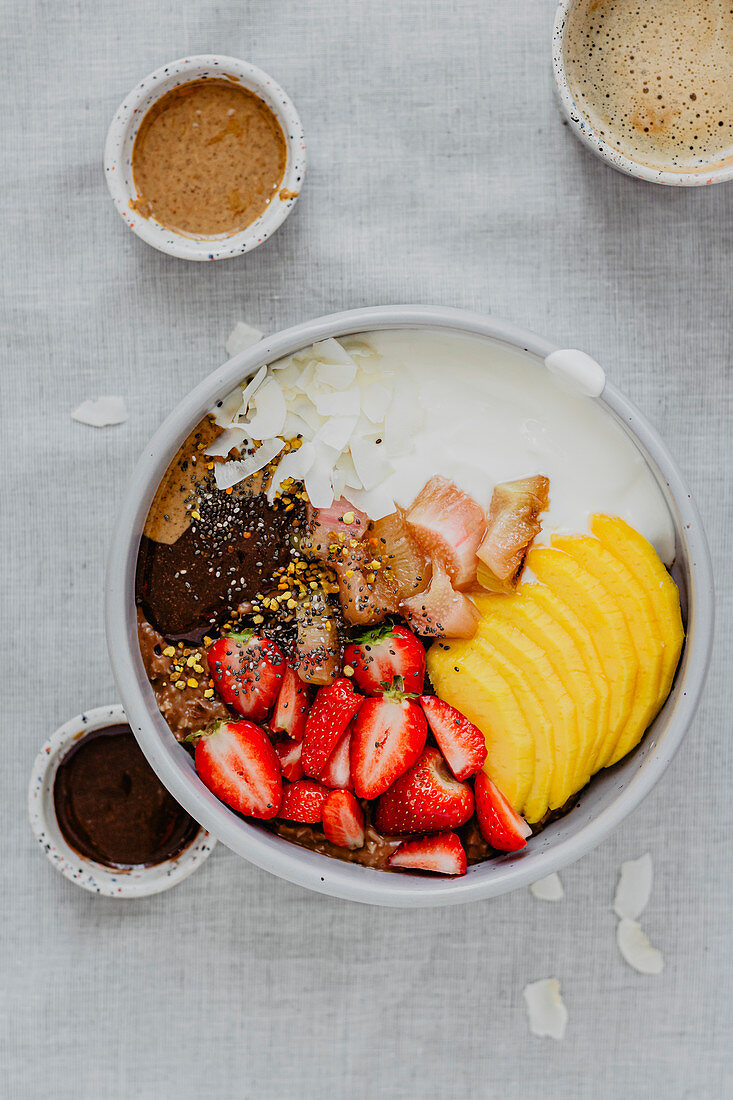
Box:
[476,475,549,594]
[334,541,400,626]
[474,771,531,851]
[305,499,369,561]
[374,747,474,835]
[406,475,486,590]
[401,558,480,639]
[294,590,341,686]
[191,720,283,820]
[369,507,431,601]
[388,831,467,876]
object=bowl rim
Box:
[552,0,733,187]
[105,305,714,907]
[103,54,306,261]
[28,704,217,897]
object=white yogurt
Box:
[367,329,675,564]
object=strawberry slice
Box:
[320,726,354,790]
[401,557,480,640]
[279,778,330,823]
[388,831,467,875]
[301,678,363,779]
[374,747,474,835]
[350,682,427,799]
[274,738,304,782]
[322,790,365,849]
[207,632,285,721]
[406,475,486,589]
[474,772,531,851]
[270,666,310,741]
[419,695,487,781]
[344,623,426,696]
[191,720,282,820]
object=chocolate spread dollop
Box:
[53,725,200,868]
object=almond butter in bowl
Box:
[133,329,686,879]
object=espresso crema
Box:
[564,0,733,171]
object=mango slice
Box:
[426,517,684,824]
[590,515,684,709]
[427,641,535,812]
[475,591,600,802]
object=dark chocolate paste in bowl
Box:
[53,725,200,868]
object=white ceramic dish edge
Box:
[104,54,306,260]
[105,305,714,907]
[552,0,733,187]
[28,704,216,897]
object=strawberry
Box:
[301,678,363,779]
[322,790,365,849]
[279,779,330,823]
[374,747,474,835]
[344,623,426,696]
[419,695,487,781]
[274,738,304,782]
[270,666,310,741]
[207,632,285,721]
[474,771,531,852]
[320,726,354,790]
[350,683,427,799]
[191,720,282,820]
[388,831,467,875]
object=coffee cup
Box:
[553,0,733,186]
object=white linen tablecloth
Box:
[2,1,731,1096]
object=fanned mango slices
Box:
[425,517,684,823]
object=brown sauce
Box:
[53,725,200,868]
[131,78,287,236]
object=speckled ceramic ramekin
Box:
[553,0,733,187]
[28,704,216,897]
[104,55,306,260]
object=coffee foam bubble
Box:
[564,0,733,172]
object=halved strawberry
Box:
[301,678,363,779]
[274,738,304,782]
[322,790,365,849]
[474,771,531,852]
[344,623,426,696]
[388,831,467,876]
[192,720,282,820]
[419,695,487,780]
[400,557,480,639]
[320,726,353,790]
[207,632,285,721]
[374,747,474,835]
[406,475,486,589]
[270,666,310,741]
[279,778,330,823]
[304,499,369,561]
[350,685,427,799]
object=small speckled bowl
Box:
[28,704,216,897]
[553,0,733,186]
[104,55,306,260]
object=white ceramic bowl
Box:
[28,704,216,897]
[552,0,733,187]
[105,306,714,907]
[104,55,306,260]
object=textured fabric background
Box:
[2,2,731,1097]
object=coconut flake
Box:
[243,378,287,439]
[616,918,664,975]
[360,380,392,423]
[214,438,285,490]
[314,416,358,452]
[343,484,396,521]
[315,357,357,390]
[313,337,358,367]
[71,396,128,427]
[239,365,268,416]
[530,873,564,902]
[304,448,336,509]
[225,321,263,358]
[204,427,249,458]
[523,979,568,1040]
[614,853,653,920]
[267,442,316,502]
[350,436,393,491]
[312,387,362,419]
